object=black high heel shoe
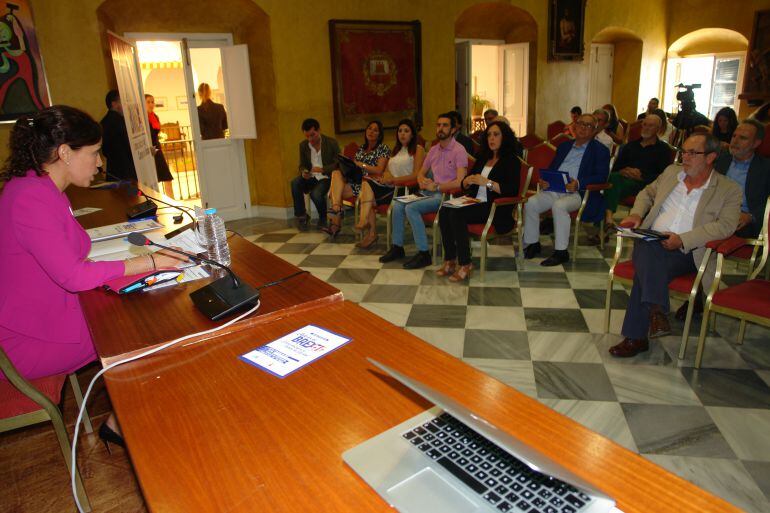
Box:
[321,207,343,240]
[98,422,126,453]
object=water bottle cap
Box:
[204,208,217,215]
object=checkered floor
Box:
[230,213,770,513]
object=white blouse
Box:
[387,147,414,179]
[474,165,494,202]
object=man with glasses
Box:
[522,113,610,266]
[608,134,741,358]
[593,108,614,151]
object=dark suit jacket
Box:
[197,100,228,140]
[299,135,341,176]
[461,153,520,234]
[100,110,136,181]
[454,132,475,156]
[550,139,610,223]
[714,152,770,238]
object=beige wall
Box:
[2,1,758,210]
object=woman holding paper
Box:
[324,120,389,239]
[353,119,424,248]
[0,106,185,446]
[436,121,520,282]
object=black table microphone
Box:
[127,232,259,320]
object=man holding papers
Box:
[522,113,610,266]
[608,134,741,358]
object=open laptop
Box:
[343,359,622,513]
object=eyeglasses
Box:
[680,149,708,157]
[576,121,596,128]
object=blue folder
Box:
[539,169,571,193]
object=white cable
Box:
[70,301,260,512]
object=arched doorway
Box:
[96,0,280,216]
[665,28,749,119]
[455,2,537,136]
[588,27,643,124]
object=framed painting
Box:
[329,20,422,133]
[548,0,586,62]
[0,1,51,122]
[740,9,770,102]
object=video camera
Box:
[675,83,701,105]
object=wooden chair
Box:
[604,234,719,360]
[547,120,566,141]
[0,348,92,511]
[626,120,643,143]
[694,215,770,368]
[466,163,533,281]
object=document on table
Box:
[165,228,207,255]
[86,219,163,242]
[240,325,351,378]
[88,231,168,260]
[143,265,211,291]
[72,207,102,217]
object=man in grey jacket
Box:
[609,133,741,358]
[291,118,340,227]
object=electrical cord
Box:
[70,301,261,512]
[257,270,309,290]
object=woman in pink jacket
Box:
[0,105,183,447]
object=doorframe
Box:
[497,42,529,138]
[587,43,614,113]
[125,31,253,220]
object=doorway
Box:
[587,44,614,112]
[126,32,256,221]
[455,39,529,137]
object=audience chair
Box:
[604,234,725,360]
[467,162,533,280]
[549,132,572,147]
[0,348,92,511]
[569,180,612,253]
[715,196,770,280]
[626,120,643,143]
[338,142,361,220]
[416,134,427,148]
[618,118,629,139]
[694,219,770,368]
[519,134,544,161]
[524,142,556,172]
[378,181,416,248]
[547,120,566,141]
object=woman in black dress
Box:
[145,94,174,197]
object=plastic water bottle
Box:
[198,208,231,267]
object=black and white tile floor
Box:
[229,214,770,513]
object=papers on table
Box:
[86,219,163,242]
[72,207,102,217]
[166,228,207,255]
[395,193,430,204]
[240,325,351,378]
[539,169,570,193]
[143,264,211,291]
[442,196,482,208]
[88,231,167,260]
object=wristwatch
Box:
[485,181,494,190]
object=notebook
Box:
[344,359,621,513]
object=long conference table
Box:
[71,183,741,513]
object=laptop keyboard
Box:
[402,412,593,513]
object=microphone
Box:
[127,232,259,320]
[124,184,197,226]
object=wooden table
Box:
[102,301,739,513]
[70,183,342,364]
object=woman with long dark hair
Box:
[602,103,625,144]
[0,105,185,447]
[353,119,424,248]
[712,106,738,147]
[436,120,520,281]
[324,120,389,239]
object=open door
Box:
[107,31,158,190]
[455,41,471,132]
[498,43,528,137]
[183,40,256,221]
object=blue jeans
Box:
[391,191,442,252]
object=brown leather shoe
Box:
[648,308,671,339]
[609,337,649,357]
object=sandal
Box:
[435,260,457,277]
[356,232,379,249]
[448,263,473,282]
[321,206,343,240]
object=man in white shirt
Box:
[291,118,340,228]
[609,133,742,358]
[593,108,614,151]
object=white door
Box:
[498,43,529,137]
[182,39,255,221]
[455,41,471,132]
[587,44,614,111]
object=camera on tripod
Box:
[675,83,701,105]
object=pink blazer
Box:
[0,172,125,346]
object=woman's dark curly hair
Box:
[477,120,520,162]
[1,105,102,182]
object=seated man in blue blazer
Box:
[522,113,611,265]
